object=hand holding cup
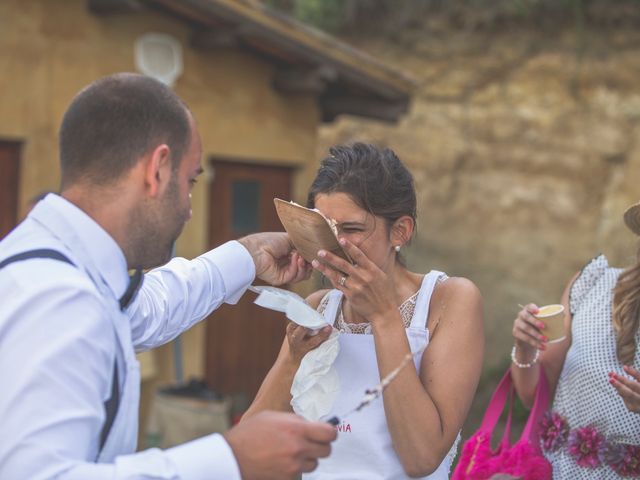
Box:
[534,304,566,344]
[512,303,566,353]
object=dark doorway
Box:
[205,159,294,403]
[0,141,21,239]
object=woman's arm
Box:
[373,277,484,477]
[510,272,578,408]
[241,289,332,420]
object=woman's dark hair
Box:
[307,143,417,235]
[59,73,191,188]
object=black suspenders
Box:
[0,249,74,269]
[0,249,120,456]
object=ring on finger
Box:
[339,275,347,287]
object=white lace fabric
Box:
[329,291,418,334]
[324,274,448,334]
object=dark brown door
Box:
[0,141,21,239]
[205,159,294,403]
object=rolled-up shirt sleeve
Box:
[129,240,255,351]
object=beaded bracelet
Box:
[511,344,540,368]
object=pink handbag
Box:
[452,366,552,480]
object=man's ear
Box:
[143,144,172,197]
[391,215,414,247]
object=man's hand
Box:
[223,411,337,479]
[238,233,312,285]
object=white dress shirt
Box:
[0,194,255,479]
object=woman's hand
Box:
[609,365,640,414]
[512,303,548,356]
[511,304,548,369]
[311,238,396,323]
[285,323,332,364]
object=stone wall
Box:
[318,12,640,369]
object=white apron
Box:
[32,203,141,462]
[305,271,454,480]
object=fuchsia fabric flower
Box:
[567,426,605,468]
[599,442,625,468]
[539,412,640,476]
[540,412,569,452]
[600,443,640,477]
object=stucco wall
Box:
[0,0,321,389]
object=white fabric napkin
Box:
[250,285,329,330]
[249,285,341,420]
[290,328,340,420]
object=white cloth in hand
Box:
[251,285,329,331]
[290,328,340,421]
[249,285,341,420]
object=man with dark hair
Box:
[59,74,191,187]
[0,73,335,479]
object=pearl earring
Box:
[394,245,401,252]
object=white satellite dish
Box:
[134,33,183,87]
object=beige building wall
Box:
[0,0,320,216]
[0,0,322,429]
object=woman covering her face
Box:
[243,143,485,479]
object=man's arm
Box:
[128,240,255,350]
[129,233,311,351]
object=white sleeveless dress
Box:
[545,255,640,478]
[302,271,459,480]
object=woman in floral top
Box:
[511,202,640,478]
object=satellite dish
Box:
[134,33,183,87]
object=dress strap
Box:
[409,270,444,329]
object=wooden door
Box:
[205,159,293,403]
[0,141,21,239]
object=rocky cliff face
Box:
[319,9,640,367]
